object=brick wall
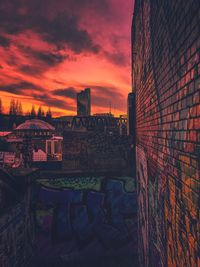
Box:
[62,131,132,172]
[132,0,200,266]
[0,170,35,267]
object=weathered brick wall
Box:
[0,170,35,267]
[62,131,132,172]
[132,0,200,266]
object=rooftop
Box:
[15,119,55,131]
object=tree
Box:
[37,106,42,118]
[30,105,36,117]
[46,107,52,119]
[9,99,16,115]
[18,101,23,115]
[41,108,45,117]
[9,99,23,116]
[37,106,45,118]
[26,110,31,116]
[15,100,20,115]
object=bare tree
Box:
[9,99,16,115]
[41,108,45,117]
[37,106,42,118]
[31,105,36,117]
[37,106,45,117]
[15,100,19,115]
[18,101,23,115]
[46,107,52,118]
[26,110,31,116]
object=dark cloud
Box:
[53,87,77,99]
[0,80,75,111]
[52,79,66,86]
[0,0,130,114]
[0,82,43,95]
[36,51,68,65]
[91,86,125,109]
[0,35,10,47]
[68,0,109,11]
[0,1,101,54]
[39,15,101,54]
[31,93,75,111]
[18,65,44,76]
[93,85,123,97]
[17,46,68,75]
[104,51,129,66]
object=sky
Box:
[0,0,134,117]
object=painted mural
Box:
[136,146,149,267]
[33,175,137,265]
[0,187,35,267]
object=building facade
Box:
[132,1,200,267]
[77,88,91,116]
[127,92,135,136]
[0,119,62,168]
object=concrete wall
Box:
[132,1,200,266]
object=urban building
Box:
[77,88,91,116]
[0,119,62,168]
[93,113,114,117]
[70,115,120,135]
[127,92,135,136]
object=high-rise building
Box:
[77,88,91,116]
[127,92,135,136]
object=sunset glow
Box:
[0,0,134,117]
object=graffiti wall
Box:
[132,0,200,266]
[34,176,137,264]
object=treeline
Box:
[0,98,52,118]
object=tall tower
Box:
[77,88,91,116]
[127,92,135,136]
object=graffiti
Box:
[164,158,199,267]
[38,176,102,191]
[136,146,149,267]
[132,0,199,266]
[38,176,136,193]
[34,176,137,254]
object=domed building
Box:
[2,119,62,168]
[14,119,55,137]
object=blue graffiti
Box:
[35,178,137,249]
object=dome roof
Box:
[15,119,55,131]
